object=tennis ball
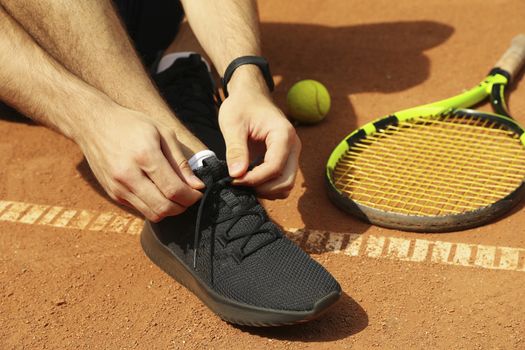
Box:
[286,80,331,124]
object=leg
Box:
[111,3,225,157]
[163,20,212,66]
[0,0,205,155]
[154,20,227,159]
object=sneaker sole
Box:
[140,221,341,327]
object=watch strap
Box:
[221,56,275,98]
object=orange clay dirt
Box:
[1,1,525,349]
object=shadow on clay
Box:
[260,21,455,235]
[235,292,368,341]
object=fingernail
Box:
[229,162,244,176]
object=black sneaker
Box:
[153,53,226,159]
[141,157,342,326]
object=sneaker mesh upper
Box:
[153,154,341,311]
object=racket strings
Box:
[350,142,525,178]
[333,113,525,216]
[338,115,520,215]
[369,123,524,154]
[345,131,522,214]
[336,161,511,201]
[339,117,522,193]
[348,139,525,185]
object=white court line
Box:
[325,233,344,254]
[19,205,48,224]
[410,239,430,262]
[431,241,453,264]
[452,243,473,266]
[387,237,410,260]
[365,235,386,258]
[499,247,520,270]
[0,199,524,273]
[89,212,114,231]
[344,234,363,257]
[475,245,497,269]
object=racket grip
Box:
[495,34,525,81]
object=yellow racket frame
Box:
[325,71,525,231]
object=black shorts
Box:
[113,0,185,66]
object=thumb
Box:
[222,125,249,177]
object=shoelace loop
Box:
[192,175,278,269]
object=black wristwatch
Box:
[221,56,275,98]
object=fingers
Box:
[235,125,296,186]
[110,133,204,221]
[139,147,202,207]
[111,184,157,221]
[221,123,249,177]
[160,132,205,190]
[113,168,188,222]
[255,136,301,199]
[80,107,208,222]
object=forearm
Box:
[0,6,113,140]
[181,1,300,196]
[181,0,270,96]
[0,0,205,155]
[0,0,170,119]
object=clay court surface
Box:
[1,0,525,349]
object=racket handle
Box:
[495,34,525,81]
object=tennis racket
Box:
[326,34,525,232]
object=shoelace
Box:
[192,174,279,269]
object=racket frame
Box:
[326,71,525,232]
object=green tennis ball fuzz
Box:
[286,80,331,124]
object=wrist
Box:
[226,65,271,97]
[67,92,119,145]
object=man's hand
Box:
[76,105,204,222]
[219,85,301,200]
[180,0,301,199]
